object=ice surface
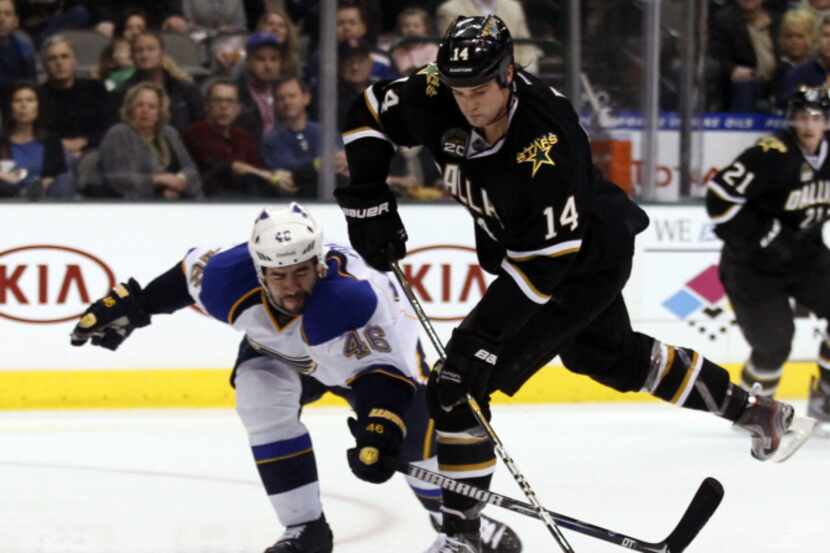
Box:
[0,403,827,553]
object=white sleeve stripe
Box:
[506,239,582,260]
[500,259,551,305]
[364,86,381,125]
[707,180,746,204]
[342,127,394,146]
[709,203,743,224]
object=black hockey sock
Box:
[436,429,495,516]
[647,344,749,421]
[819,338,830,385]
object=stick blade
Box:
[663,477,724,553]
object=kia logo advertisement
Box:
[402,244,493,322]
[0,245,116,324]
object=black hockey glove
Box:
[346,409,406,484]
[754,218,797,272]
[334,187,407,271]
[430,328,500,412]
[70,278,151,351]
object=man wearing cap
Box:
[237,31,288,147]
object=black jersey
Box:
[707,132,830,266]
[342,66,648,341]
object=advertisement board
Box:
[0,203,823,406]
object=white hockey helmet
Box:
[248,203,325,279]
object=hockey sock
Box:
[819,336,830,385]
[436,427,495,516]
[251,433,321,526]
[740,359,782,397]
[643,342,749,422]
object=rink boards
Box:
[0,203,824,408]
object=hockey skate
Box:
[426,515,482,553]
[429,512,521,553]
[807,377,830,437]
[264,515,333,553]
[734,385,815,462]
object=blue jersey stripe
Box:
[252,433,313,461]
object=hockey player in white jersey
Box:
[69,203,520,553]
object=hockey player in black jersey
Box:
[336,15,814,553]
[707,85,830,425]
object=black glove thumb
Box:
[347,416,360,438]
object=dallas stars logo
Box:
[516,133,558,177]
[418,63,441,97]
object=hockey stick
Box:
[400,462,723,553]
[391,262,577,553]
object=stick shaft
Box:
[391,262,576,553]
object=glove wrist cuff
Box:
[368,408,407,438]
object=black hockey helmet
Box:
[436,14,514,88]
[786,85,830,119]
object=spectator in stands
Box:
[436,0,541,74]
[183,0,247,33]
[390,6,439,75]
[305,1,395,89]
[257,8,302,76]
[336,38,374,130]
[211,8,302,79]
[0,0,35,104]
[97,36,135,92]
[784,15,830,98]
[38,35,114,157]
[771,8,817,109]
[0,82,69,198]
[118,9,147,42]
[120,32,204,134]
[98,82,201,199]
[101,2,189,35]
[335,1,395,79]
[236,32,287,146]
[183,79,277,198]
[16,1,102,47]
[263,76,347,198]
[708,0,782,112]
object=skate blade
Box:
[772,416,817,463]
[812,422,830,439]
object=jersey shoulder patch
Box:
[200,243,261,323]
[754,135,788,154]
[302,255,378,346]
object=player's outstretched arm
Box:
[70,261,194,351]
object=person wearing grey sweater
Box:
[98,81,202,199]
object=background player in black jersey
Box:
[707,85,830,427]
[336,15,812,553]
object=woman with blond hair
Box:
[212,8,303,78]
[97,82,201,199]
[772,8,818,108]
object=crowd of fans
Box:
[0,0,556,201]
[707,0,830,113]
[18,1,819,201]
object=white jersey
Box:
[182,242,427,388]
